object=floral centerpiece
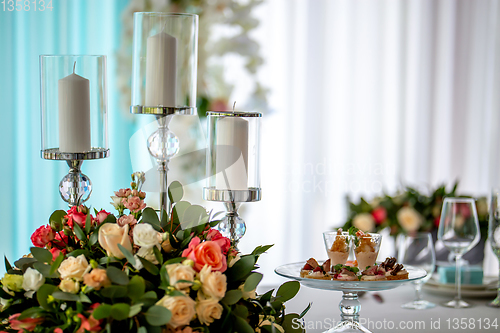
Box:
[0,174,307,332]
[342,183,488,239]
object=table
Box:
[259,279,499,332]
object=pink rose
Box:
[117,214,138,227]
[9,313,43,332]
[65,206,90,229]
[122,196,146,213]
[31,225,55,248]
[51,232,69,249]
[182,237,227,273]
[114,188,131,198]
[94,210,110,225]
[206,229,231,255]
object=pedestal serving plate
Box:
[275,262,427,333]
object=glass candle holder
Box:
[131,12,198,115]
[40,55,108,206]
[203,111,262,247]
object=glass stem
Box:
[497,260,500,300]
[414,282,422,302]
[455,254,462,301]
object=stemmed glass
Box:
[487,189,500,307]
[398,233,436,309]
[437,197,480,308]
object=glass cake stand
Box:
[275,263,427,333]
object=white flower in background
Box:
[22,267,44,298]
[58,255,91,281]
[133,223,160,249]
[352,213,375,232]
[397,207,423,232]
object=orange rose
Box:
[181,237,227,273]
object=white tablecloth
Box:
[259,279,499,333]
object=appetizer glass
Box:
[323,231,351,266]
[354,233,382,271]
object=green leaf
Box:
[299,302,312,318]
[137,327,147,333]
[221,289,242,305]
[37,284,57,310]
[276,281,300,303]
[116,243,135,264]
[101,286,128,299]
[67,249,91,258]
[172,201,191,226]
[142,207,161,231]
[251,244,274,257]
[168,181,184,203]
[85,212,92,234]
[127,275,145,301]
[243,273,262,293]
[129,303,142,317]
[49,210,66,230]
[233,315,255,333]
[226,255,256,282]
[80,293,91,303]
[18,307,45,320]
[160,209,169,229]
[164,257,185,265]
[106,266,129,285]
[14,257,37,270]
[4,256,12,272]
[93,303,112,320]
[153,245,163,264]
[138,256,159,275]
[49,253,65,275]
[181,205,208,230]
[145,305,172,326]
[30,247,53,264]
[33,262,58,278]
[99,256,119,265]
[110,303,130,321]
[232,304,249,319]
[139,290,158,308]
[73,222,86,241]
[52,291,81,302]
[89,232,99,246]
[281,313,304,332]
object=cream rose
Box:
[397,207,423,232]
[195,296,223,326]
[59,278,80,294]
[352,213,375,232]
[133,224,160,249]
[199,265,227,300]
[58,255,91,281]
[98,223,132,259]
[166,263,196,290]
[156,295,196,328]
[83,268,111,290]
[22,267,44,298]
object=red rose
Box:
[31,225,55,248]
[371,207,387,225]
[65,206,90,229]
[94,210,110,225]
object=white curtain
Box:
[232,0,500,285]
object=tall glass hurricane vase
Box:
[487,189,500,307]
[398,233,436,309]
[437,198,480,308]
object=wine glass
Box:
[437,197,481,308]
[487,189,500,307]
[398,233,436,309]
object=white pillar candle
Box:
[215,117,249,190]
[58,68,91,153]
[145,31,177,107]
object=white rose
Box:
[156,295,196,328]
[397,207,423,232]
[136,245,160,265]
[199,265,227,300]
[352,213,375,232]
[166,263,196,290]
[58,255,91,281]
[133,224,160,249]
[22,267,44,298]
[195,296,223,326]
[98,223,133,259]
[59,278,80,294]
[238,284,256,300]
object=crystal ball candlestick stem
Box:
[218,202,246,248]
[147,116,180,214]
[59,160,92,207]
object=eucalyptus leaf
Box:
[129,303,142,317]
[18,307,45,320]
[145,305,172,326]
[33,262,59,278]
[172,201,191,226]
[14,257,37,271]
[106,266,129,285]
[221,289,242,305]
[52,291,81,302]
[127,275,145,301]
[226,255,256,282]
[233,315,255,333]
[110,303,130,321]
[49,253,64,275]
[101,286,128,299]
[137,256,159,275]
[49,210,66,230]
[37,284,57,311]
[244,272,263,292]
[168,181,184,203]
[117,243,135,264]
[142,207,161,231]
[153,245,163,264]
[181,205,208,230]
[30,247,53,264]
[232,304,249,318]
[72,223,86,241]
[276,281,300,303]
[93,303,112,320]
[281,313,304,332]
[251,244,274,257]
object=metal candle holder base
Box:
[203,187,261,247]
[42,148,109,207]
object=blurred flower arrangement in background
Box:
[118,0,269,117]
[342,183,489,240]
